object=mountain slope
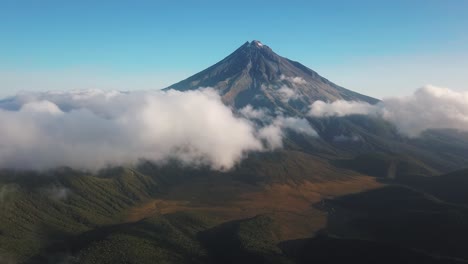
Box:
[166,40,378,113]
[322,185,468,260]
[395,168,468,206]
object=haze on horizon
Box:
[1,0,467,98]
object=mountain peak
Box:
[238,40,272,54]
[242,40,266,48]
[236,40,270,55]
[251,40,264,48]
[166,41,378,113]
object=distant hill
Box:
[322,185,468,261]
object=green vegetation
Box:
[75,212,215,264]
[1,115,468,263]
[200,215,291,264]
[0,168,160,263]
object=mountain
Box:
[166,40,378,113]
[166,40,468,174]
[2,41,468,264]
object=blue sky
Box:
[1,0,467,98]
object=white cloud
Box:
[277,86,299,103]
[239,105,270,121]
[0,89,318,171]
[0,89,264,171]
[258,124,283,149]
[239,105,318,149]
[258,116,318,149]
[309,85,468,137]
[280,74,307,85]
[276,116,318,136]
[275,75,306,103]
[21,100,64,115]
[309,100,379,117]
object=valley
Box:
[126,171,381,240]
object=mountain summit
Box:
[166,40,378,113]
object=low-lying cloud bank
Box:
[309,85,468,137]
[258,116,318,149]
[239,105,318,149]
[0,89,316,171]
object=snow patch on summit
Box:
[252,40,264,47]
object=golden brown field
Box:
[127,174,381,240]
